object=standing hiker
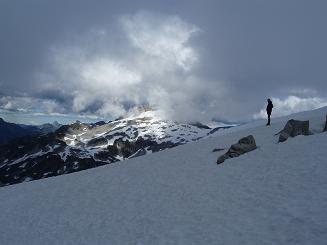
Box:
[266,98,273,126]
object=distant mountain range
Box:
[0,111,233,186]
[0,118,61,145]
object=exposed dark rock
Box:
[110,136,179,159]
[0,145,108,186]
[190,122,211,129]
[107,145,119,156]
[87,137,108,147]
[0,133,63,163]
[93,121,106,127]
[113,139,137,158]
[105,132,130,141]
[94,151,118,162]
[55,121,90,138]
[323,115,327,132]
[278,119,310,142]
[217,135,257,164]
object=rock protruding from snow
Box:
[217,135,257,164]
[323,115,327,132]
[278,119,309,142]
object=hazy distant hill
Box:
[0,118,61,145]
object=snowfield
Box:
[0,107,326,245]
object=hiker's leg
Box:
[267,114,271,125]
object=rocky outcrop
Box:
[323,115,327,132]
[113,138,138,158]
[113,137,179,159]
[55,121,90,138]
[217,135,257,164]
[278,119,309,142]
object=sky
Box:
[0,0,327,125]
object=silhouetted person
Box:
[266,98,273,126]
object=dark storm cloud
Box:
[1,0,327,123]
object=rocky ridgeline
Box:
[0,113,231,186]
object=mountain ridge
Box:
[0,111,232,186]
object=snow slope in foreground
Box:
[0,107,326,245]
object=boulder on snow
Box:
[323,115,327,132]
[278,119,309,142]
[217,135,257,164]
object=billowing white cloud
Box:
[28,10,327,123]
[120,11,199,71]
[2,2,327,124]
[253,95,327,119]
[33,11,225,121]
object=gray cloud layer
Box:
[1,0,327,123]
